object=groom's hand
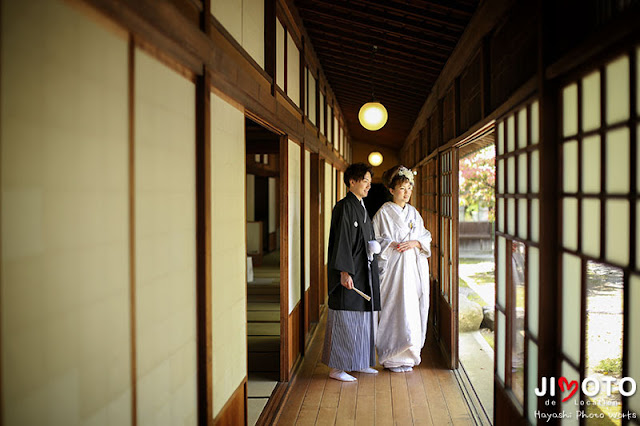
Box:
[340,271,354,289]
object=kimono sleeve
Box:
[415,214,432,257]
[372,209,394,260]
[328,203,355,275]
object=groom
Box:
[321,162,381,382]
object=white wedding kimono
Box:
[372,202,431,368]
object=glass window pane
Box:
[561,362,581,425]
[606,127,630,194]
[563,140,579,193]
[563,197,578,251]
[582,135,601,193]
[531,150,539,193]
[508,156,515,194]
[508,115,515,152]
[498,198,505,232]
[630,275,640,415]
[511,241,526,405]
[528,247,539,338]
[518,198,528,240]
[497,310,506,382]
[606,199,630,265]
[562,253,582,365]
[531,101,539,145]
[498,237,506,307]
[508,198,516,235]
[606,55,630,125]
[582,70,601,132]
[527,341,539,424]
[585,262,623,423]
[518,154,527,194]
[518,108,527,149]
[498,159,505,194]
[563,83,578,137]
[497,120,504,155]
[531,198,539,243]
[582,198,601,258]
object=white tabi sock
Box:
[388,366,405,373]
[402,366,413,372]
[329,369,357,382]
[356,367,378,374]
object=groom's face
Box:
[350,172,372,199]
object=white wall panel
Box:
[211,0,242,43]
[286,34,300,107]
[308,72,317,125]
[242,0,264,68]
[305,151,311,291]
[210,93,247,417]
[1,1,131,424]
[276,19,285,90]
[289,141,301,312]
[135,48,197,426]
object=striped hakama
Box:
[322,309,377,371]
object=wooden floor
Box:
[274,314,475,425]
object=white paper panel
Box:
[582,198,600,258]
[498,159,505,194]
[498,198,505,232]
[508,198,516,235]
[562,253,582,365]
[518,154,527,194]
[1,2,131,423]
[606,199,630,265]
[527,341,539,424]
[563,140,579,193]
[528,247,539,338]
[288,140,301,312]
[497,120,504,155]
[582,135,601,193]
[497,237,506,307]
[560,362,580,425]
[606,127,630,194]
[629,275,640,415]
[327,105,333,143]
[517,108,527,149]
[286,33,300,107]
[508,156,515,194]
[276,19,285,90]
[518,199,528,240]
[211,0,241,42]
[305,151,311,291]
[507,115,515,152]
[531,199,540,243]
[308,72,316,125]
[531,150,540,193]
[606,55,630,125]
[242,0,264,68]
[497,311,506,382]
[531,101,539,144]
[319,92,325,135]
[582,70,600,132]
[563,83,578,137]
[562,197,578,251]
[136,48,197,425]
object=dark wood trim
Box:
[264,0,276,87]
[451,148,459,369]
[196,70,213,425]
[279,135,290,381]
[309,153,321,324]
[0,0,3,421]
[128,35,138,426]
[255,381,289,425]
[212,377,247,426]
[299,145,306,353]
[494,381,529,426]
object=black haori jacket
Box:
[327,191,381,311]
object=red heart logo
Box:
[558,377,578,402]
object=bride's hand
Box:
[395,240,420,253]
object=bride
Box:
[373,165,432,372]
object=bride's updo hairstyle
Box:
[382,165,415,190]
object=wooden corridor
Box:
[274,313,476,425]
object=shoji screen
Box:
[308,71,317,126]
[558,48,639,422]
[288,140,302,312]
[440,150,455,303]
[135,48,197,426]
[210,92,247,417]
[1,1,131,424]
[495,99,540,421]
[319,92,325,136]
[276,18,285,90]
[305,150,311,293]
[286,33,300,108]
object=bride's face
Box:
[390,181,413,205]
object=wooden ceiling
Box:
[294,0,479,150]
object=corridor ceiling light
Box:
[358,45,388,131]
[368,151,384,166]
[359,102,388,131]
